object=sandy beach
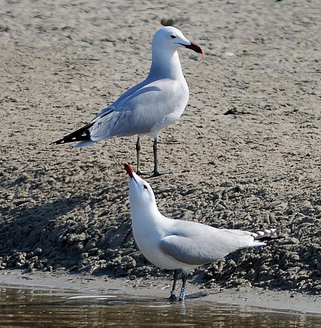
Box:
[0,0,320,313]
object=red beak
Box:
[123,162,134,178]
[183,42,204,54]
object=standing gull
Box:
[53,26,203,176]
[123,163,276,301]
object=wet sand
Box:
[0,269,320,314]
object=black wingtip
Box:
[51,138,65,145]
[253,229,278,242]
[51,122,94,145]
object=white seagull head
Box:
[152,26,203,54]
[123,163,156,209]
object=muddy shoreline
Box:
[1,269,320,314]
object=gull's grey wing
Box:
[159,221,256,266]
[90,79,149,122]
[88,78,186,141]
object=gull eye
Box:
[170,34,176,39]
[143,185,148,190]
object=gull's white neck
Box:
[148,47,184,80]
[129,196,167,245]
[130,200,161,226]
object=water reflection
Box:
[0,286,320,327]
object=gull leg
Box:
[153,136,161,176]
[136,136,141,173]
[136,136,169,176]
[169,269,179,301]
[152,137,170,177]
[178,271,187,301]
[136,137,156,175]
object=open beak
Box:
[183,42,204,54]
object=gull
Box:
[53,26,203,176]
[123,163,276,301]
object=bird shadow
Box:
[0,195,87,260]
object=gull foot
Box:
[138,169,170,177]
[168,290,177,301]
[178,287,186,301]
[168,295,177,301]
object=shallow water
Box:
[0,286,320,327]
